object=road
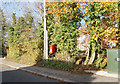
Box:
[1,65,61,83]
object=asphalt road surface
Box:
[1,65,61,83]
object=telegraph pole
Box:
[44,0,48,60]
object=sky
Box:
[0,0,43,23]
[0,0,87,48]
[0,1,86,25]
[0,0,86,39]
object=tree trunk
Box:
[88,43,96,65]
[95,55,103,68]
[84,47,90,65]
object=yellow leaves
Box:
[48,8,51,11]
[114,15,118,18]
[115,29,118,32]
[17,50,19,54]
[63,8,66,13]
[96,27,98,30]
[88,2,94,4]
[108,40,118,43]
[76,3,79,7]
[109,28,118,32]
[110,46,113,49]
[74,7,78,11]
[48,11,52,14]
[91,26,94,29]
[100,32,105,36]
[99,4,103,8]
[66,2,69,4]
[116,34,119,36]
[92,34,96,39]
[29,28,31,31]
[91,21,94,24]
[85,8,88,13]
[70,8,72,11]
[97,32,100,36]
[47,3,50,6]
[114,8,118,11]
[61,12,64,14]
[117,37,120,39]
[104,3,108,7]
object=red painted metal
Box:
[5,47,9,49]
[49,45,56,54]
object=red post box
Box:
[5,47,9,50]
[49,45,56,54]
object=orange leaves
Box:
[104,58,107,61]
[82,13,85,16]
[48,15,50,17]
[76,3,79,7]
[58,17,60,22]
[81,29,84,32]
[88,2,94,4]
[62,7,65,10]
[46,2,82,24]
[108,40,118,43]
[45,0,49,2]
[58,10,60,14]
[93,30,96,32]
[65,2,69,5]
[96,27,99,30]
[33,34,36,37]
[114,15,118,18]
[97,8,100,11]
[104,3,108,7]
[17,44,19,47]
[85,8,88,13]
[63,8,66,12]
[68,9,71,13]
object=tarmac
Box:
[0,58,119,83]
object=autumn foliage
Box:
[5,1,120,69]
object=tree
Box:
[82,2,119,68]
[0,8,7,56]
[46,2,82,58]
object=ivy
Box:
[46,2,82,57]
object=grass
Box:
[42,61,75,70]
[5,54,105,74]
